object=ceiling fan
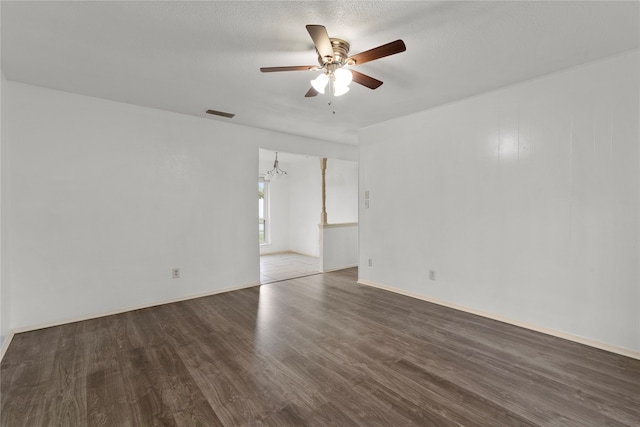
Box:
[260,25,406,98]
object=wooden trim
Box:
[9,282,260,336]
[318,222,358,229]
[320,157,327,225]
[357,279,640,361]
[0,331,15,362]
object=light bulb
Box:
[310,73,329,94]
[333,85,350,97]
[334,68,353,87]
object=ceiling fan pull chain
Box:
[328,80,336,115]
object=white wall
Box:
[320,224,358,272]
[1,68,9,349]
[359,51,640,352]
[288,158,322,257]
[3,81,356,331]
[0,2,8,349]
[325,159,358,224]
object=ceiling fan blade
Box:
[304,87,319,97]
[347,40,406,66]
[260,65,318,72]
[306,25,334,61]
[351,70,383,89]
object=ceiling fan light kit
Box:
[260,24,406,99]
[311,73,330,94]
[310,64,353,97]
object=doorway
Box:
[258,149,321,283]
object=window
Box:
[259,177,270,244]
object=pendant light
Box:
[265,152,287,180]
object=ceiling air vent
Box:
[206,109,235,119]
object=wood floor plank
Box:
[2,267,639,426]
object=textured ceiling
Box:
[2,1,638,145]
[259,149,314,165]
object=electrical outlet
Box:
[172,268,180,279]
[429,270,436,280]
[365,199,370,208]
[365,190,370,199]
[368,258,373,267]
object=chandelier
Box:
[265,152,287,180]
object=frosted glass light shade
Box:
[334,68,353,87]
[311,73,329,94]
[333,85,350,97]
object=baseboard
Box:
[0,331,15,362]
[9,282,261,336]
[261,250,319,258]
[357,279,640,361]
[259,249,290,255]
[289,251,319,258]
[321,264,358,273]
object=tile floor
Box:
[260,251,320,284]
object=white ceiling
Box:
[259,149,314,165]
[2,1,638,145]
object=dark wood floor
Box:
[2,268,639,426]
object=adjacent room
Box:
[1,1,638,425]
[258,149,358,283]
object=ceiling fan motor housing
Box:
[318,38,351,66]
